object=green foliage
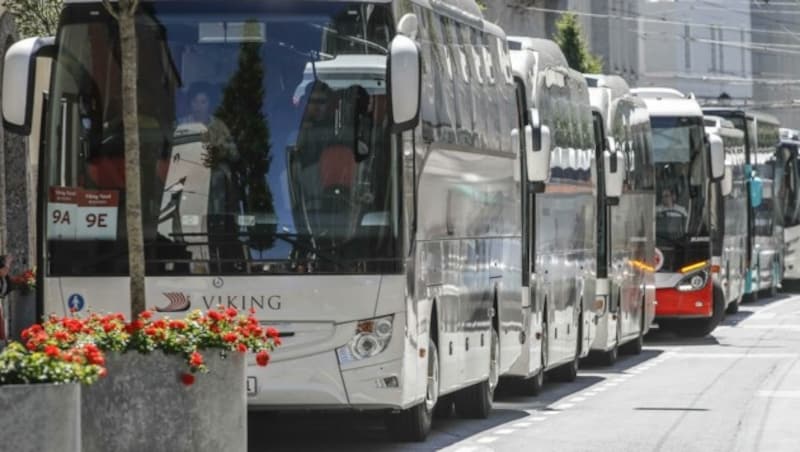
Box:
[0,342,104,385]
[214,41,276,250]
[553,12,603,74]
[3,0,62,38]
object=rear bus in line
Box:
[586,75,655,364]
[778,128,800,287]
[704,116,748,314]
[702,108,783,300]
[632,88,725,337]
[503,36,598,394]
[2,0,527,441]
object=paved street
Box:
[249,293,800,452]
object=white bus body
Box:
[5,0,527,441]
[586,75,655,364]
[505,36,597,393]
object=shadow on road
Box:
[248,407,529,452]
[644,327,722,346]
[247,349,666,452]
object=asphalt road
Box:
[249,293,800,452]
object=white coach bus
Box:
[704,116,748,314]
[504,36,597,395]
[586,75,655,364]
[2,0,526,441]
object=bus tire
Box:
[621,301,645,355]
[454,328,498,419]
[386,340,438,441]
[725,296,740,314]
[600,318,620,366]
[517,335,546,397]
[550,313,581,382]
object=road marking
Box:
[753,296,799,313]
[569,397,586,403]
[530,416,547,421]
[453,447,478,452]
[672,352,798,359]
[495,429,515,435]
[756,390,800,398]
[477,437,498,444]
[512,422,533,428]
[542,410,560,416]
[751,312,777,319]
[553,403,574,410]
[593,386,609,392]
[740,325,800,331]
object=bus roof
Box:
[631,87,703,118]
[702,107,781,126]
[507,37,568,67]
[585,74,630,99]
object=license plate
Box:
[247,376,258,396]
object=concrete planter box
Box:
[81,350,246,452]
[0,383,81,452]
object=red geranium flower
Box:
[237,343,247,353]
[223,332,238,343]
[226,307,238,319]
[266,327,279,339]
[189,352,204,367]
[44,345,60,358]
[140,311,153,320]
[256,350,270,367]
[181,373,195,386]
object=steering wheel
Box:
[658,208,687,218]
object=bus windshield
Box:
[651,116,708,244]
[44,2,400,276]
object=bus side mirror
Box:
[2,37,55,136]
[388,14,420,132]
[604,150,625,203]
[708,133,725,181]
[526,108,551,183]
[751,176,763,208]
[721,167,733,197]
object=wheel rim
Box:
[489,329,500,394]
[425,342,439,412]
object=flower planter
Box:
[6,291,36,342]
[0,383,80,452]
[81,350,246,452]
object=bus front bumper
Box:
[655,283,713,318]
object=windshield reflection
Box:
[45,2,400,276]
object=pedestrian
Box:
[0,254,14,343]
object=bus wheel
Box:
[725,296,740,314]
[551,314,581,382]
[518,336,546,396]
[386,340,438,441]
[600,318,620,366]
[454,327,498,419]
[621,302,645,355]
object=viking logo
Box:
[156,292,191,313]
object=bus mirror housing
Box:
[721,167,733,197]
[604,150,625,203]
[388,15,420,132]
[2,37,55,136]
[708,133,725,181]
[526,108,551,183]
[751,176,763,208]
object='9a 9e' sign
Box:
[47,187,119,241]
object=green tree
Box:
[553,12,603,73]
[215,40,275,250]
[3,0,61,37]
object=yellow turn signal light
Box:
[680,261,709,274]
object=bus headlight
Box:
[677,271,709,292]
[336,315,394,364]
